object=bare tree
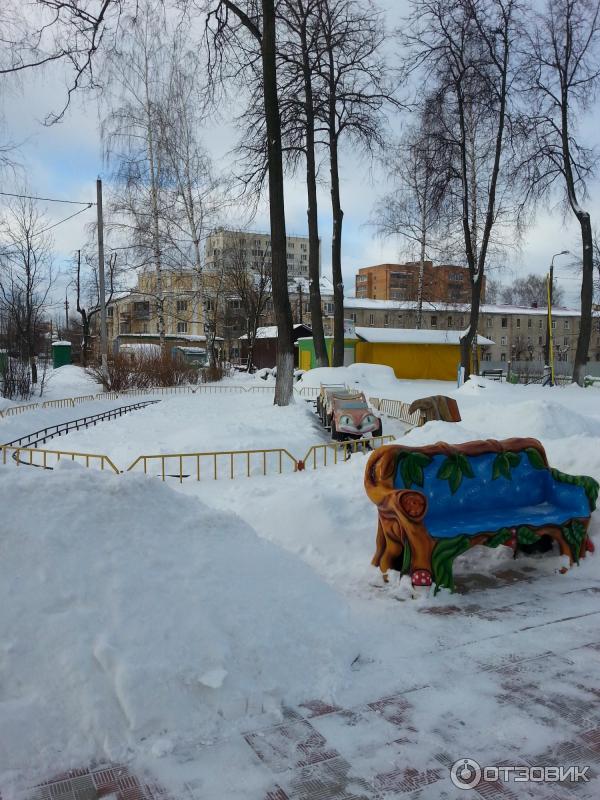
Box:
[520,0,600,385]
[500,272,564,307]
[0,196,54,384]
[317,0,396,365]
[372,108,450,328]
[205,0,295,404]
[405,0,522,376]
[102,3,171,349]
[74,249,119,366]
[222,236,272,369]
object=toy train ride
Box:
[315,383,383,441]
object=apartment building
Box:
[343,298,600,365]
[205,228,319,280]
[355,261,484,304]
[102,267,205,347]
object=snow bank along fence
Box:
[0,383,291,419]
[369,397,425,427]
[2,400,159,450]
[1,435,397,481]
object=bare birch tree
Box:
[405,0,522,376]
[519,0,600,385]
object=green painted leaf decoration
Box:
[525,447,546,470]
[485,528,513,548]
[492,452,521,481]
[562,520,587,564]
[401,541,412,574]
[437,452,475,494]
[398,452,432,489]
[516,526,538,546]
[431,535,472,593]
[550,468,600,512]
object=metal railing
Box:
[369,398,424,427]
[300,434,395,470]
[41,397,75,409]
[1,445,120,473]
[126,447,298,482]
[1,402,40,417]
[2,400,160,450]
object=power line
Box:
[0,191,95,206]
[0,204,93,258]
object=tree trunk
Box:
[301,18,328,368]
[329,133,345,367]
[573,211,593,385]
[262,0,294,404]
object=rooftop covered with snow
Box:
[354,327,494,345]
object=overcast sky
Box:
[1,0,597,316]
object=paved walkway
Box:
[7,566,600,800]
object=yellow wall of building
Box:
[355,342,462,381]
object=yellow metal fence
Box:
[127,447,299,482]
[1,445,120,473]
[0,436,396,480]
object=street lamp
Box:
[545,250,570,385]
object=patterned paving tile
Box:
[373,766,443,794]
[244,719,340,774]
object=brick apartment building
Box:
[355,261,484,304]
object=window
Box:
[564,319,570,330]
[447,316,453,328]
[516,318,521,328]
[205,298,214,311]
[500,353,506,361]
[431,315,437,327]
[551,320,556,329]
[177,322,188,333]
[228,298,241,310]
[483,352,492,361]
[176,300,188,312]
[501,317,507,328]
[459,317,464,327]
[539,319,543,329]
[538,336,543,345]
[501,336,507,346]
[349,312,357,323]
[528,319,532,328]
[384,314,389,327]
[369,313,375,325]
[107,307,113,318]
[324,302,334,314]
[486,317,493,328]
[564,337,569,347]
[142,323,148,333]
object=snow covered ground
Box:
[2,364,600,798]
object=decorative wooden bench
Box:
[364,438,598,593]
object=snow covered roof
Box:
[239,324,311,340]
[290,276,334,295]
[354,327,494,346]
[51,340,72,347]
[118,333,223,342]
[345,297,586,317]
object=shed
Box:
[353,327,494,381]
[297,336,358,370]
[239,324,313,369]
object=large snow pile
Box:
[297,363,398,393]
[0,465,355,786]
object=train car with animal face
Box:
[317,384,382,440]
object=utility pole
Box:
[544,250,569,382]
[96,178,108,373]
[64,294,69,332]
